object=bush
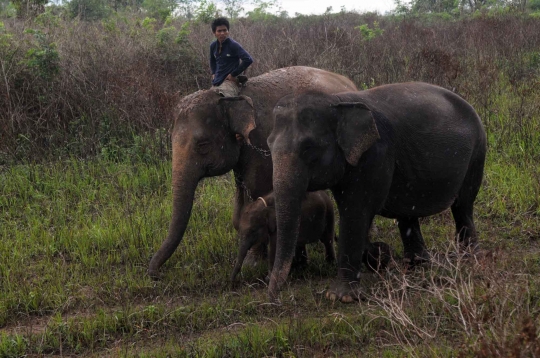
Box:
[0,14,206,162]
[67,0,111,20]
[0,12,539,163]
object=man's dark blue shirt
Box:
[210,38,253,86]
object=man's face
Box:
[213,25,229,43]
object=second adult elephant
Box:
[148,66,357,278]
[267,83,487,303]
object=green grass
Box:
[0,146,539,356]
[0,73,540,357]
[2,11,540,356]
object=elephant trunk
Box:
[148,157,201,278]
[268,155,308,302]
[230,235,253,282]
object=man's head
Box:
[212,17,230,42]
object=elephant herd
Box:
[148,66,487,303]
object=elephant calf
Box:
[231,191,336,282]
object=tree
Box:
[194,0,219,23]
[142,0,178,20]
[107,0,144,12]
[66,0,111,20]
[11,0,48,17]
[221,0,244,19]
[410,0,460,13]
[177,0,198,19]
[394,0,530,14]
[0,0,16,17]
[246,0,278,20]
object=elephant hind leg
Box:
[398,217,429,265]
[323,237,336,263]
[451,202,477,249]
[363,241,392,272]
[451,154,484,249]
[451,189,480,249]
[293,244,308,267]
[322,217,336,263]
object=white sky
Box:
[247,0,397,16]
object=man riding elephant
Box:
[210,17,253,97]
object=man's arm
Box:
[209,42,217,77]
[230,42,253,77]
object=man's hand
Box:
[226,74,237,83]
[212,74,215,80]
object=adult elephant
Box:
[267,83,487,303]
[148,66,357,278]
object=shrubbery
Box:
[0,10,539,164]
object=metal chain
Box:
[234,141,271,203]
[246,142,272,157]
[234,172,254,203]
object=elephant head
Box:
[148,91,257,278]
[230,197,277,283]
[266,92,380,300]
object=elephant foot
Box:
[243,246,268,268]
[326,282,364,303]
[326,289,357,303]
[403,249,430,267]
[268,285,283,305]
[458,241,481,255]
[363,241,393,272]
[230,278,243,289]
[326,291,358,303]
[147,269,161,281]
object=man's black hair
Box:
[211,17,230,33]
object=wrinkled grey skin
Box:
[230,191,336,283]
[147,67,356,278]
[267,83,487,303]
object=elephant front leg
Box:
[267,233,277,276]
[232,185,244,231]
[326,197,374,303]
[232,181,268,266]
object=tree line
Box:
[0,0,539,164]
[1,0,540,20]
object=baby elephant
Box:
[231,191,336,282]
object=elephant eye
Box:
[195,140,212,154]
[301,142,321,164]
[303,143,315,152]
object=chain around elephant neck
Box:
[234,172,254,203]
[235,142,271,203]
[245,142,271,157]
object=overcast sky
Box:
[248,0,397,16]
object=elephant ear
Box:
[334,102,380,166]
[219,95,257,145]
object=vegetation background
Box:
[0,0,539,355]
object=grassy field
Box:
[1,9,540,357]
[0,147,539,356]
